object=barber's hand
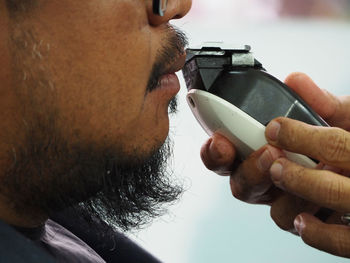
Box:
[200,72,350,257]
[266,116,350,257]
[201,72,342,205]
[266,74,350,258]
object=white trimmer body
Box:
[187,89,316,168]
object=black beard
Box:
[1,123,182,231]
[168,96,178,115]
[78,137,183,231]
[2,23,187,231]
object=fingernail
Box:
[294,216,305,234]
[209,138,222,160]
[266,121,281,141]
[258,150,273,172]
[270,162,283,184]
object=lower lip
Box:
[156,73,181,97]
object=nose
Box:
[148,0,192,26]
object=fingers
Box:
[285,73,338,121]
[270,194,318,233]
[295,213,350,258]
[230,145,285,204]
[285,72,350,130]
[270,158,350,212]
[266,118,350,170]
[200,133,237,175]
[201,133,285,204]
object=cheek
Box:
[34,1,168,154]
[121,92,171,154]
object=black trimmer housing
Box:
[182,44,328,127]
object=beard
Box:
[2,129,182,231]
[2,24,187,231]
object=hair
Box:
[5,0,36,17]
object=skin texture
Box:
[2,0,349,259]
[9,0,189,156]
[201,72,350,258]
[0,0,191,229]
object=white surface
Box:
[188,89,267,158]
[187,89,316,168]
[129,2,350,263]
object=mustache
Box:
[146,25,188,93]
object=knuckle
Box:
[230,179,244,201]
[230,184,245,202]
[202,161,216,171]
[320,128,350,163]
[230,167,247,200]
[230,156,274,203]
[323,179,345,208]
[231,189,245,201]
[270,205,292,231]
[230,174,250,202]
[201,156,223,172]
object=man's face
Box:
[19,0,190,157]
[1,0,191,229]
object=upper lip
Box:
[163,51,187,75]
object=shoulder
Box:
[0,220,55,262]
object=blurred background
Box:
[130,1,350,262]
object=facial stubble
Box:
[1,24,187,231]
